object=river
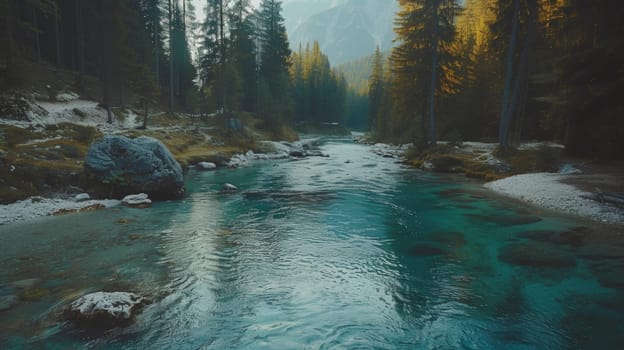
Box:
[1,136,623,349]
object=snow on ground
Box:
[485,173,624,225]
[0,198,121,226]
[226,142,292,168]
[1,94,141,132]
[371,143,412,159]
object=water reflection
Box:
[1,137,624,349]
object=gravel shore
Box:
[485,173,624,225]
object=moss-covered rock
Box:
[84,135,184,199]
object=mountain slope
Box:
[286,0,397,65]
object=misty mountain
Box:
[284,0,398,65]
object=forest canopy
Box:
[1,0,623,160]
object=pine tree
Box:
[257,0,292,125]
[368,46,384,133]
[200,0,230,113]
[229,0,257,112]
[391,0,460,145]
[493,0,538,148]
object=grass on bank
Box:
[406,142,562,182]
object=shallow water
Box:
[1,137,624,349]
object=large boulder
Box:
[85,135,184,199]
[65,292,148,329]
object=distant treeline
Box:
[0,0,368,131]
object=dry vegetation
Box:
[406,142,562,182]
[0,108,297,203]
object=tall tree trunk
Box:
[120,84,124,108]
[75,0,85,86]
[55,11,62,67]
[143,100,149,129]
[219,0,227,111]
[5,0,14,72]
[34,8,41,62]
[169,0,174,112]
[175,0,180,98]
[428,0,440,145]
[180,0,185,98]
[101,0,114,124]
[500,0,536,147]
[498,0,520,148]
[154,3,160,83]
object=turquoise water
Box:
[1,137,624,349]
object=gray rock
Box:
[30,196,45,203]
[197,162,217,170]
[74,193,91,202]
[0,295,18,312]
[122,193,152,207]
[221,183,238,193]
[66,292,148,328]
[0,94,32,121]
[85,135,184,199]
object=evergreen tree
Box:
[257,0,292,126]
[290,40,348,124]
[391,0,460,145]
[142,0,166,85]
[368,46,384,133]
[229,0,258,112]
[200,0,229,113]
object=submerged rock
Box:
[517,229,587,247]
[85,135,184,199]
[18,287,49,302]
[425,231,467,248]
[498,243,576,268]
[10,278,41,290]
[466,214,542,226]
[221,183,238,193]
[0,295,18,311]
[408,243,447,257]
[66,292,148,329]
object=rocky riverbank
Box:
[399,140,624,225]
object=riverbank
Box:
[0,91,299,203]
[0,197,120,226]
[399,140,624,225]
[485,173,624,225]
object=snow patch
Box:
[371,143,411,159]
[485,173,624,225]
[0,97,142,133]
[122,193,152,206]
[74,193,91,202]
[70,292,145,320]
[55,92,80,102]
[0,197,120,226]
[197,162,217,170]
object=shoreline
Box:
[0,138,322,226]
[484,173,624,226]
[0,197,121,226]
[3,136,623,227]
